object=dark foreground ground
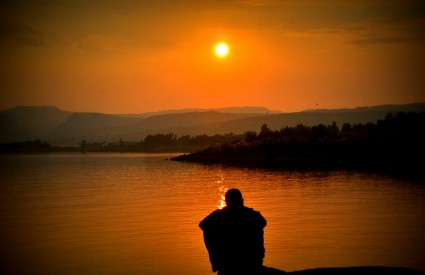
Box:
[286,266,425,275]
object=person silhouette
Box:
[199,188,286,275]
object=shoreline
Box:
[170,154,424,181]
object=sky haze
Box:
[1,0,424,113]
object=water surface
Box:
[1,153,424,274]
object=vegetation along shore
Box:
[1,111,424,178]
[171,111,425,177]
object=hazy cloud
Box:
[0,18,51,47]
[237,0,281,6]
[348,16,425,46]
[0,17,121,53]
[350,36,415,46]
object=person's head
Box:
[225,188,244,207]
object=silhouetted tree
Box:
[244,131,257,143]
[312,124,328,141]
[80,140,87,151]
[259,123,272,138]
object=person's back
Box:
[199,189,267,275]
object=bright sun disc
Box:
[215,43,229,57]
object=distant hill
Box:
[46,111,267,144]
[1,103,424,145]
[0,113,34,142]
[306,103,425,113]
[46,113,141,144]
[148,102,425,137]
[117,106,279,118]
[0,106,73,142]
[135,111,266,130]
[53,112,140,131]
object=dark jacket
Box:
[199,205,267,273]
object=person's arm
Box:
[258,212,267,229]
[202,230,220,272]
[200,211,221,272]
[254,211,267,262]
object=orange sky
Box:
[0,0,424,113]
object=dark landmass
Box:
[117,106,280,118]
[0,106,271,144]
[1,103,424,145]
[286,266,425,274]
[0,133,243,153]
[2,111,424,179]
[0,140,54,153]
[1,106,73,141]
[170,111,425,178]
[2,110,424,179]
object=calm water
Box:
[1,153,424,274]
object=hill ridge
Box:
[1,103,424,145]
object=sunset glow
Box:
[0,1,424,113]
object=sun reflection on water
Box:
[217,185,228,209]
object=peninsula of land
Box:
[171,111,424,177]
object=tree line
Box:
[172,111,425,176]
[1,111,423,165]
[79,133,243,152]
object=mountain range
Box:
[1,103,424,145]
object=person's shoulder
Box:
[244,206,267,226]
[199,209,223,230]
[244,206,261,215]
[242,206,264,218]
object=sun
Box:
[215,42,229,58]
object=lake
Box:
[1,153,424,274]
